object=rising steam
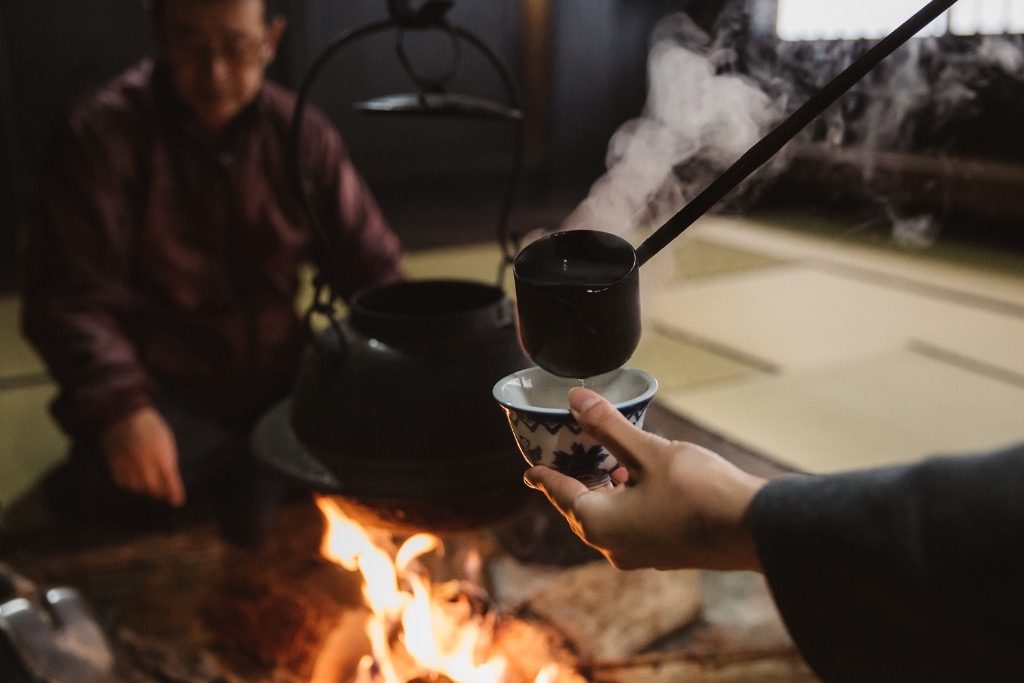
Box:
[561,12,784,284]
[561,3,1024,259]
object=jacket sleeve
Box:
[20,115,153,438]
[300,108,405,300]
[747,443,1024,682]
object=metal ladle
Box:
[514,0,960,379]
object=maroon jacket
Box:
[22,59,404,437]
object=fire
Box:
[313,496,576,683]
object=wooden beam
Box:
[519,0,553,162]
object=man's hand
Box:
[100,407,186,507]
[525,388,767,572]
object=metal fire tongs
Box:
[0,584,114,682]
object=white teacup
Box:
[493,367,658,488]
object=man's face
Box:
[155,0,285,131]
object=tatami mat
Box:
[695,216,1024,310]
[671,234,783,279]
[630,330,758,393]
[650,217,1024,473]
[0,383,66,509]
[660,344,1024,474]
[649,261,1024,376]
[404,242,515,291]
[0,296,63,513]
[0,298,46,379]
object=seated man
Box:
[20,0,404,538]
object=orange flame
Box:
[314,496,572,683]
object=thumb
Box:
[568,387,662,477]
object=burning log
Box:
[487,556,702,662]
[312,497,587,683]
[589,649,817,682]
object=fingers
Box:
[109,450,184,506]
[103,413,186,507]
[156,456,187,507]
[141,442,185,507]
[108,457,143,495]
[568,388,665,476]
[524,465,590,516]
[526,464,633,564]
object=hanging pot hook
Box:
[395,25,464,94]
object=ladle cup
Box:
[514,229,639,379]
[514,0,958,379]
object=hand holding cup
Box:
[493,367,657,489]
[524,387,768,571]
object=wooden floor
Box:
[3,213,1023,522]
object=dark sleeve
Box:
[748,443,1024,682]
[20,113,153,437]
[300,109,405,300]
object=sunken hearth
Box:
[1,494,814,682]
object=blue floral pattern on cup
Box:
[494,370,657,489]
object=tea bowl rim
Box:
[492,366,658,416]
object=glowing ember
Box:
[313,496,579,683]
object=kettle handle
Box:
[288,15,525,297]
[304,274,349,358]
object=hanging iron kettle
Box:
[252,0,533,533]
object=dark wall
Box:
[0,0,150,287]
[287,1,676,199]
[0,2,18,288]
[548,0,711,198]
[2,1,150,178]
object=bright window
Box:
[776,0,1024,41]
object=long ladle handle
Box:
[634,0,960,266]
